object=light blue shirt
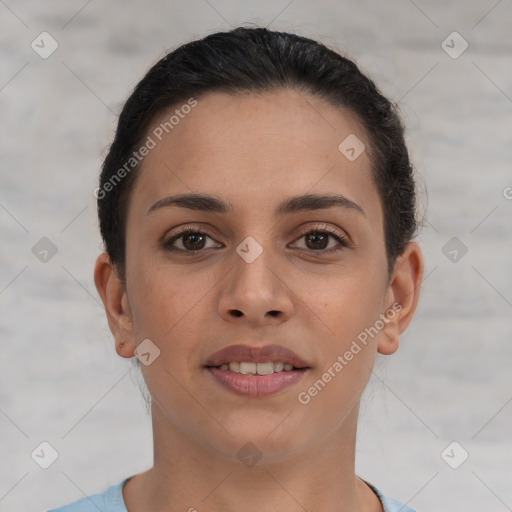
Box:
[46,477,418,511]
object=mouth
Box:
[203,344,311,397]
[205,361,306,374]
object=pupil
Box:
[184,233,205,250]
[307,233,327,250]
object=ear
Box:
[377,242,424,355]
[94,252,136,358]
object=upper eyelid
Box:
[295,223,346,238]
[165,223,348,240]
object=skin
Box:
[94,89,423,512]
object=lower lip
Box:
[206,367,308,397]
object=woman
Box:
[49,26,424,512]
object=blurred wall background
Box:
[1,1,511,510]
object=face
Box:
[99,89,418,463]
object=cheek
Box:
[130,267,186,331]
[302,268,386,391]
[296,277,383,419]
[306,267,387,334]
[127,259,217,361]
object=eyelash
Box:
[163,224,350,256]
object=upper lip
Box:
[204,344,310,368]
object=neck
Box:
[123,401,382,512]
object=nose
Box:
[217,242,294,327]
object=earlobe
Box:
[377,313,401,355]
[377,242,424,355]
[93,253,136,359]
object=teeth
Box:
[256,362,274,375]
[239,362,257,375]
[228,362,240,373]
[274,362,284,372]
[219,362,297,375]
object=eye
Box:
[162,224,351,256]
[163,227,222,254]
[291,224,350,254]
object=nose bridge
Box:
[233,236,279,300]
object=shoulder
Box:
[45,478,129,512]
[364,480,419,512]
[379,494,419,512]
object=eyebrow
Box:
[146,192,366,217]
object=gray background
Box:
[1,1,511,511]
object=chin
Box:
[210,417,311,463]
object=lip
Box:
[206,367,308,397]
[203,343,310,368]
[203,343,311,398]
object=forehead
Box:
[129,89,381,225]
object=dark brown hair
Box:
[97,26,417,280]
